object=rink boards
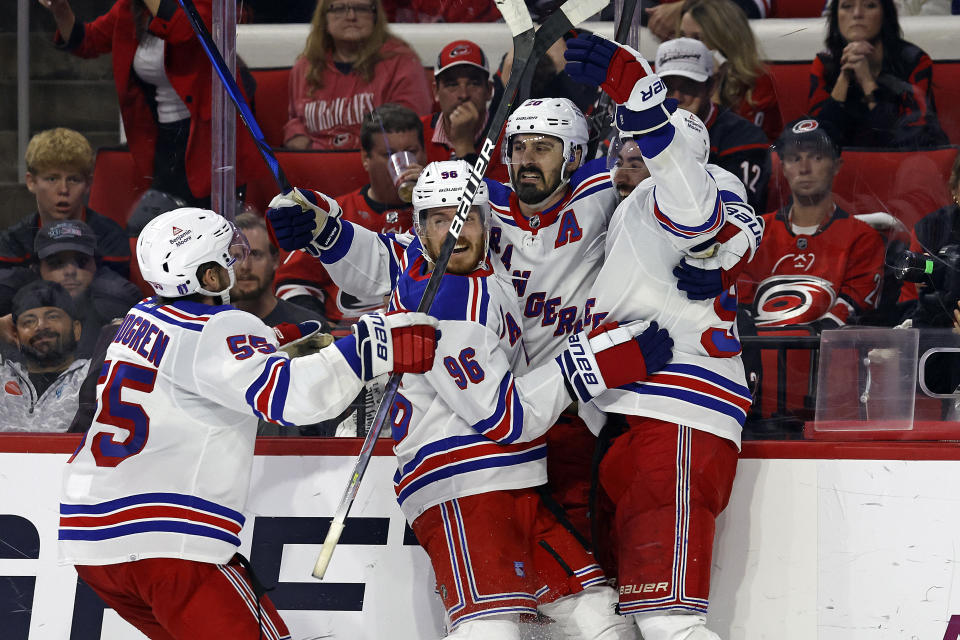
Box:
[2,436,960,640]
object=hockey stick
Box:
[174,0,291,193]
[311,0,608,580]
[585,0,639,160]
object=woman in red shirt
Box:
[39,0,260,206]
[284,0,432,150]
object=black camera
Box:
[894,243,960,327]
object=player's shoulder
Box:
[485,176,513,208]
[569,158,613,193]
[134,298,259,334]
[396,259,494,325]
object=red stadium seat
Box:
[250,67,292,148]
[932,61,960,145]
[767,62,810,129]
[768,0,825,18]
[244,150,367,212]
[88,147,150,228]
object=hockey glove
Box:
[346,311,439,382]
[274,320,334,357]
[564,33,672,135]
[266,187,342,255]
[674,201,765,300]
[557,320,674,403]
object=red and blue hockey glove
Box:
[273,320,333,357]
[564,33,673,135]
[266,187,342,255]
[557,320,674,403]
[674,200,765,300]
[342,311,439,382]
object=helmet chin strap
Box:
[196,265,235,305]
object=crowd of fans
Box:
[3,0,958,436]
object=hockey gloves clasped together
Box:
[674,200,765,300]
[266,188,343,256]
[558,320,674,404]
[564,33,675,136]
[347,312,439,382]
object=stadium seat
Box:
[768,0,824,17]
[767,62,810,129]
[932,61,960,145]
[88,147,150,228]
[250,67,291,148]
[244,150,367,212]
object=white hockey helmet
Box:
[136,207,249,302]
[412,160,490,270]
[501,97,590,169]
[669,108,711,165]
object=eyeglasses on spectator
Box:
[326,3,377,16]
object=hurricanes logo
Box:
[448,45,472,58]
[753,275,837,327]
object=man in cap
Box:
[0,220,142,359]
[738,118,885,329]
[423,39,508,183]
[655,37,771,213]
[0,280,89,432]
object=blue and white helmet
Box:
[137,207,249,302]
[412,160,490,270]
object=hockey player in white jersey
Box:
[58,208,438,640]
[381,160,673,639]
[564,33,764,640]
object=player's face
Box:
[15,306,80,368]
[230,226,278,302]
[838,0,883,42]
[663,76,711,122]
[781,148,840,204]
[363,129,427,205]
[435,67,492,122]
[25,168,90,226]
[508,134,567,205]
[39,250,96,298]
[612,139,649,199]
[421,205,485,275]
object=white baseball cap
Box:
[655,38,714,83]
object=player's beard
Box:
[513,164,561,205]
[20,329,77,369]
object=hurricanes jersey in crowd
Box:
[276,186,413,324]
[588,137,757,447]
[317,159,616,368]
[59,299,364,566]
[738,206,885,326]
[385,241,574,522]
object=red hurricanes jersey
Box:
[275,187,413,325]
[738,206,886,326]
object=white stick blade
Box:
[312,520,346,579]
[495,0,535,35]
[562,0,610,26]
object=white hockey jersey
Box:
[317,159,617,368]
[587,130,755,447]
[386,245,573,523]
[59,299,365,566]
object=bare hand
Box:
[646,2,683,42]
[285,135,311,150]
[953,302,960,335]
[0,314,15,346]
[501,48,514,85]
[398,164,423,187]
[447,100,482,148]
[841,41,879,92]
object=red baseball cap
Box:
[434,40,489,77]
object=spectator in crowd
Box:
[38,0,261,206]
[677,0,782,141]
[646,0,767,43]
[738,119,886,329]
[809,0,949,149]
[0,281,89,432]
[382,0,501,21]
[0,221,143,360]
[423,40,508,183]
[656,37,771,212]
[284,0,432,150]
[276,103,425,326]
[608,135,650,200]
[230,212,329,329]
[0,128,129,278]
[498,30,600,115]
